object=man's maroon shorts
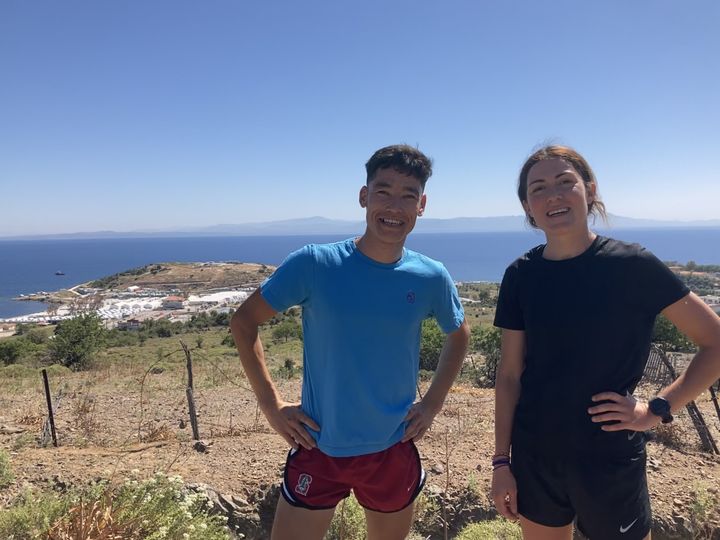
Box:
[281,440,425,513]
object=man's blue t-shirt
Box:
[260,238,464,457]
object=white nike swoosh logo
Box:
[627,431,637,440]
[620,518,638,533]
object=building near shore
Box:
[161,296,186,310]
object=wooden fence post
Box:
[180,341,200,441]
[653,345,718,454]
[709,384,720,426]
[41,369,58,447]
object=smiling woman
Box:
[518,145,607,235]
[489,145,720,540]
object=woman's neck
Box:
[542,228,597,260]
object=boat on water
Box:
[55,271,65,276]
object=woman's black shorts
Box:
[512,444,651,540]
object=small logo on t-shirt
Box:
[295,473,312,496]
[406,291,416,304]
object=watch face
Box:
[649,397,671,417]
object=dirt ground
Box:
[1,364,719,539]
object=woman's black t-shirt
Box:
[494,235,690,456]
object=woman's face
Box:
[523,158,595,235]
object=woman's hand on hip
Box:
[588,391,658,432]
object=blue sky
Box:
[2,1,718,236]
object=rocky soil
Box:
[1,371,719,539]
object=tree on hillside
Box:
[272,320,302,343]
[471,325,502,387]
[419,319,445,371]
[50,313,107,370]
[653,315,696,353]
[0,340,25,365]
[0,336,46,366]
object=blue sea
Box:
[1,229,719,319]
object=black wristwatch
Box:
[648,397,673,424]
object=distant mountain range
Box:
[3,215,720,240]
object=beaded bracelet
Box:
[491,454,511,472]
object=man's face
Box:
[359,167,427,246]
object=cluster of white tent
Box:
[5,289,251,324]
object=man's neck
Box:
[355,234,405,264]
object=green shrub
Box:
[221,333,235,347]
[653,315,696,352]
[455,518,522,539]
[100,473,229,539]
[419,319,445,371]
[0,448,14,488]
[0,339,32,365]
[272,358,301,380]
[688,483,719,540]
[42,364,72,378]
[0,490,68,539]
[470,325,501,387]
[0,364,36,378]
[50,313,107,370]
[0,474,230,539]
[412,492,442,537]
[272,320,302,343]
[326,494,365,540]
[25,328,50,345]
[105,328,141,347]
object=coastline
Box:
[2,230,719,321]
[1,288,250,325]
[0,261,266,325]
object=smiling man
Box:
[230,144,470,540]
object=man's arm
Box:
[402,319,470,442]
[230,289,319,449]
[589,292,720,431]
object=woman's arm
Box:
[652,292,720,411]
[589,292,720,431]
[491,328,525,520]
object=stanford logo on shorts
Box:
[295,473,312,496]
